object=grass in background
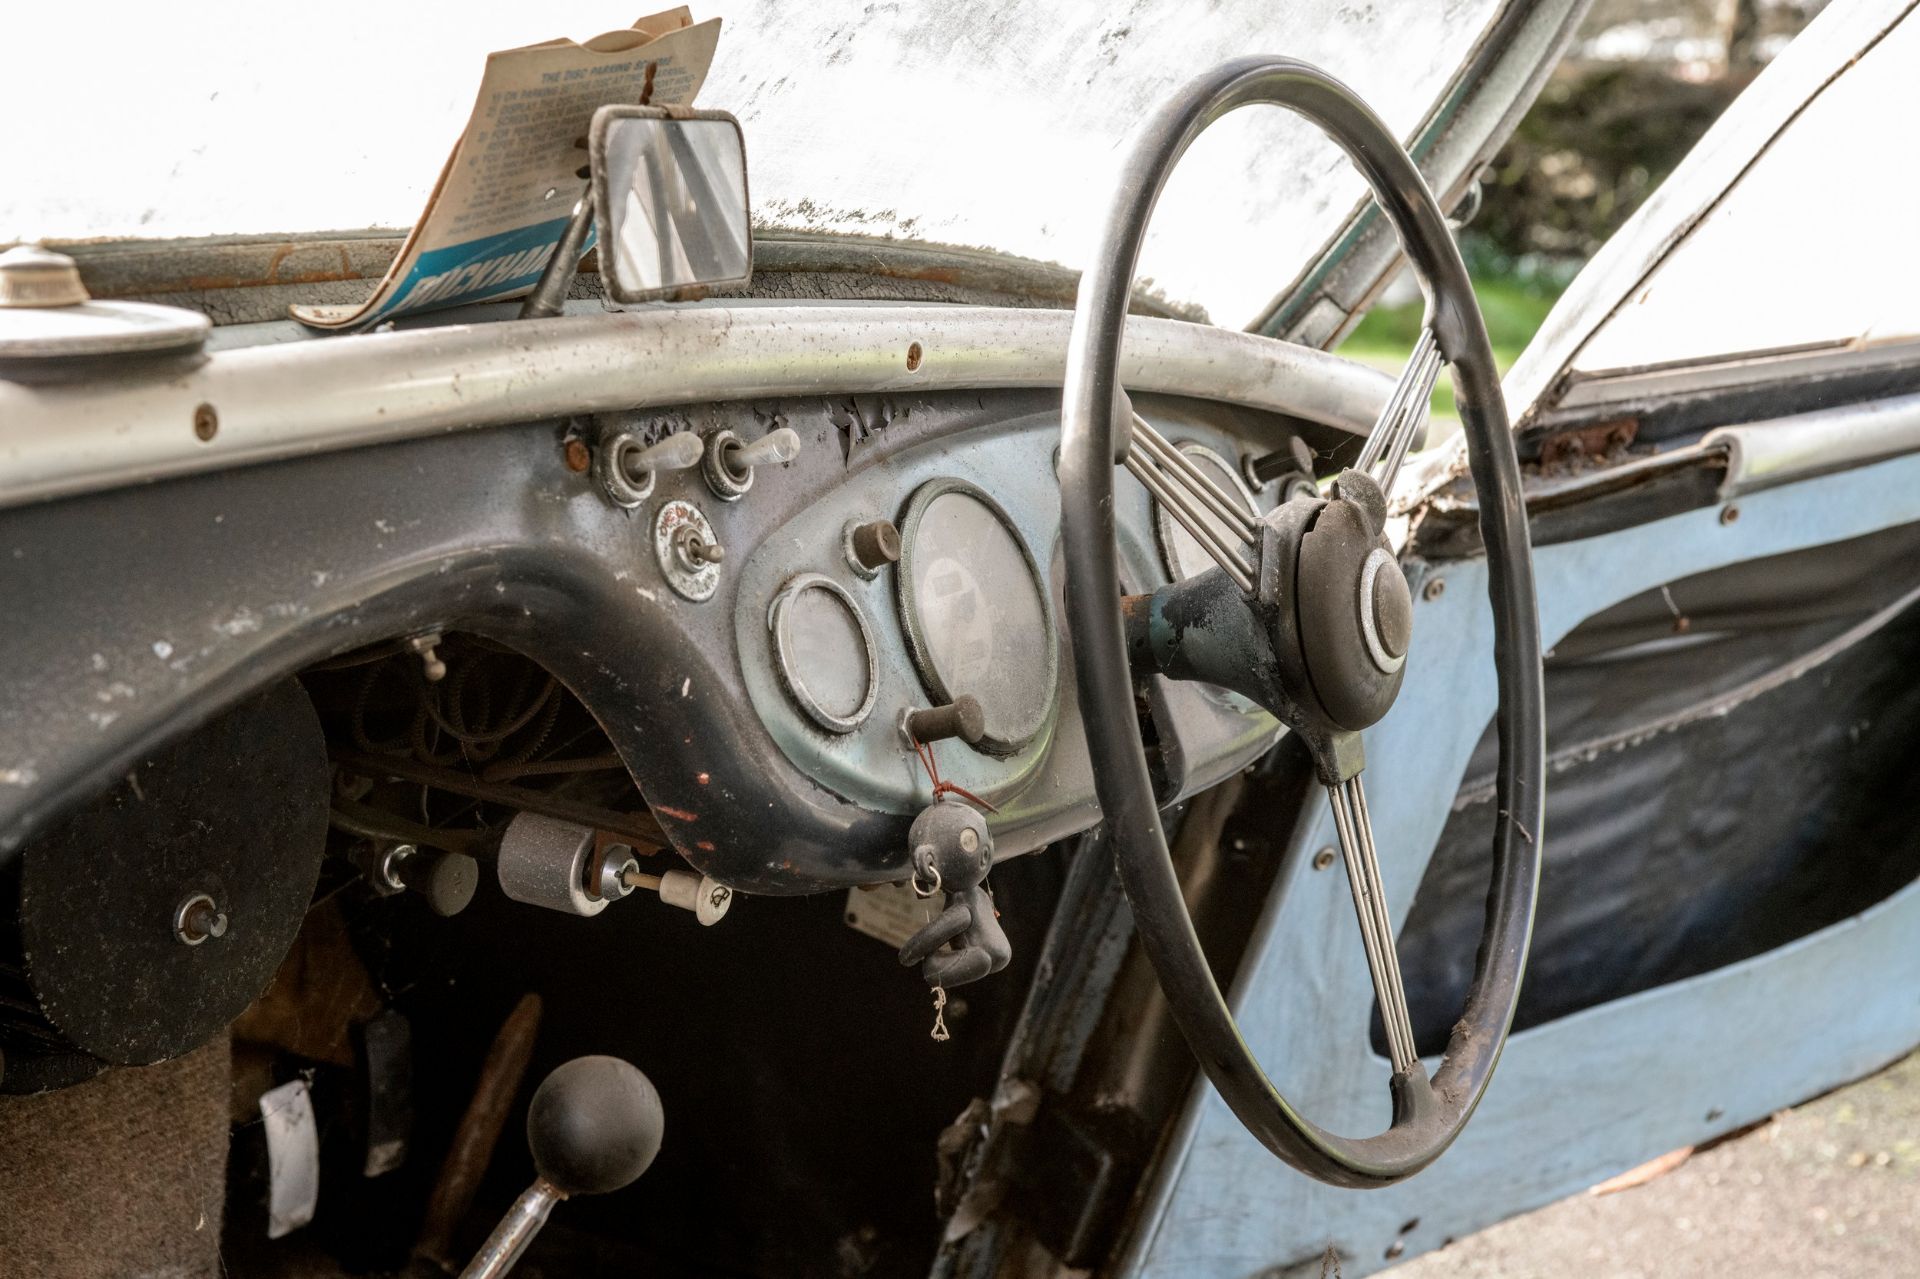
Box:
[1338,264,1566,430]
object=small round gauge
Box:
[896,478,1057,756]
[1153,441,1262,582]
[768,573,878,734]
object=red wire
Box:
[908,732,998,813]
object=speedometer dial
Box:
[896,478,1056,756]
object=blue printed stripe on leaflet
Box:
[376,216,596,321]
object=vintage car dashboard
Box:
[576,387,1290,891]
[0,305,1362,896]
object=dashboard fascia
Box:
[0,373,1299,895]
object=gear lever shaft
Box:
[459,1055,665,1279]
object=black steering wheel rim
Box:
[1059,56,1546,1187]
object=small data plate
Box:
[843,881,940,948]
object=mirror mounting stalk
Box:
[518,188,597,321]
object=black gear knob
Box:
[459,1056,664,1278]
[527,1055,665,1196]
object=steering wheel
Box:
[1059,57,1546,1187]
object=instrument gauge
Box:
[896,478,1057,756]
[1153,441,1261,582]
[768,573,878,734]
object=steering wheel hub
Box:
[1297,471,1408,730]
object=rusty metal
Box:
[1537,418,1638,471]
[414,992,544,1274]
[330,748,666,851]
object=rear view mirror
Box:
[590,106,752,304]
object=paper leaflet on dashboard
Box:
[291,9,720,331]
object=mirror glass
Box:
[593,113,751,302]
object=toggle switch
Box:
[704,427,802,500]
[597,430,704,508]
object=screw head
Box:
[1422,576,1446,602]
[1312,847,1336,871]
[1720,504,1741,525]
[564,438,592,473]
[193,403,218,442]
[173,892,229,945]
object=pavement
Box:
[1395,1050,1920,1278]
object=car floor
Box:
[1394,1048,1920,1278]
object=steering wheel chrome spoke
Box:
[1123,411,1259,591]
[1354,325,1443,500]
[1328,775,1419,1075]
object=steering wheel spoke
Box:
[1328,774,1420,1076]
[1122,411,1260,591]
[1354,325,1445,501]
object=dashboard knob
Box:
[904,695,985,746]
[387,845,480,917]
[846,518,902,574]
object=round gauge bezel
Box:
[767,571,879,735]
[1151,440,1262,583]
[894,476,1058,757]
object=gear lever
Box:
[458,1055,664,1279]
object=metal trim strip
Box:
[0,305,1392,512]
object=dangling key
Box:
[930,986,951,1042]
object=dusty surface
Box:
[1397,1050,1920,1278]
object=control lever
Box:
[459,1056,664,1279]
[704,426,802,500]
[728,426,801,470]
[623,431,707,475]
[597,430,704,509]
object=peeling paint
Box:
[213,607,262,637]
